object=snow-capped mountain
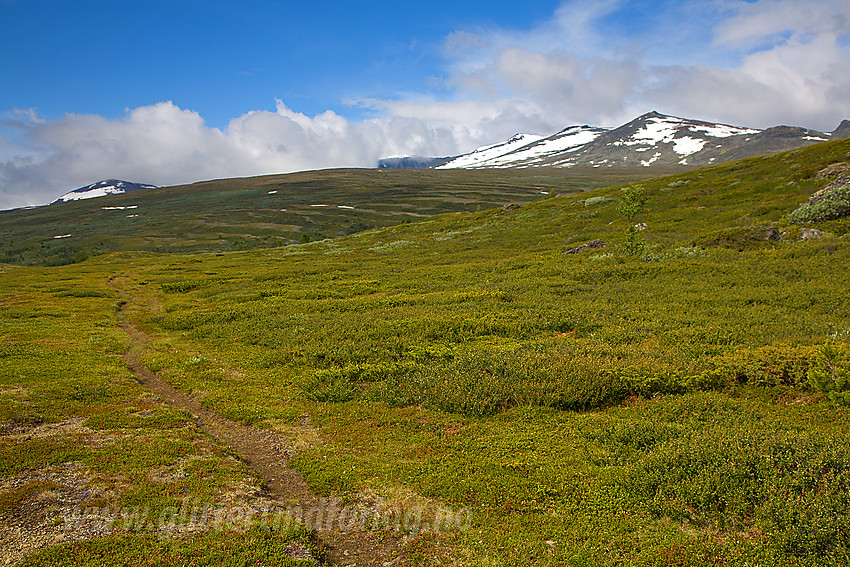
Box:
[51,179,157,204]
[551,112,831,168]
[435,133,544,169]
[438,126,605,169]
[381,112,848,171]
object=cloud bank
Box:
[2,0,849,209]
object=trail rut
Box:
[112,281,405,566]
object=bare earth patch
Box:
[0,463,100,566]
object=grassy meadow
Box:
[2,138,850,565]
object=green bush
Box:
[790,182,850,224]
[161,280,202,293]
[627,419,850,557]
[808,341,850,404]
[583,195,614,207]
[56,289,111,298]
[299,370,356,403]
[382,346,632,417]
[692,224,781,250]
[708,345,815,387]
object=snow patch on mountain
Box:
[672,137,706,156]
[436,133,543,169]
[469,126,606,168]
[52,179,157,204]
[689,124,759,138]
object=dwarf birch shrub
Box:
[808,341,850,404]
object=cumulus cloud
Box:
[648,0,850,128]
[438,0,850,130]
[713,0,850,48]
[0,100,511,209]
[2,0,849,210]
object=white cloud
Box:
[435,0,850,129]
[714,0,850,48]
[648,1,850,128]
[0,100,523,209]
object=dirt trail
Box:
[111,279,405,566]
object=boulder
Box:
[563,239,607,255]
[800,228,826,240]
[815,162,850,179]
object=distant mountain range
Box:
[51,179,158,204]
[46,112,850,206]
[380,111,850,170]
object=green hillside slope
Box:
[0,167,668,266]
[2,139,850,566]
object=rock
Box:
[810,172,850,202]
[800,228,826,240]
[563,239,607,254]
[832,120,850,140]
[815,162,850,179]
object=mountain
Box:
[437,127,605,169]
[385,111,848,170]
[376,156,452,169]
[433,133,544,169]
[51,179,157,204]
[377,134,545,170]
[832,119,850,140]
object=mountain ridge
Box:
[380,111,849,170]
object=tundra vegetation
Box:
[2,138,850,565]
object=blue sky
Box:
[1,0,564,126]
[2,0,849,208]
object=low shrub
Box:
[790,181,850,224]
[583,196,614,207]
[692,224,781,250]
[161,280,202,293]
[629,424,850,557]
[708,344,816,387]
[807,341,850,404]
[375,346,633,417]
[299,370,357,403]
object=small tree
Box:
[617,185,647,256]
[808,341,850,405]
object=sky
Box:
[1,0,849,209]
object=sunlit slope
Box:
[2,138,850,566]
[110,135,850,445]
[0,167,668,266]
[105,137,850,565]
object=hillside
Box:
[0,166,676,266]
[2,138,850,566]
